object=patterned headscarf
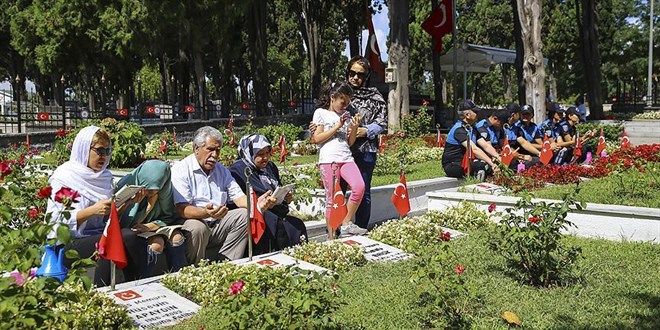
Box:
[237,134,278,191]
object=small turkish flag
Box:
[500,136,514,167]
[145,106,155,114]
[278,134,287,163]
[37,112,50,121]
[620,129,631,149]
[98,201,128,269]
[421,0,454,54]
[241,102,250,110]
[574,135,583,159]
[461,146,474,175]
[328,178,347,231]
[379,135,386,153]
[437,129,445,148]
[184,105,195,113]
[539,136,554,165]
[227,115,234,129]
[390,172,411,217]
[116,109,128,117]
[289,100,297,108]
[596,128,607,156]
[250,189,266,244]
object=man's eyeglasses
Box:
[90,147,112,156]
[347,70,366,80]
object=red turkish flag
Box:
[116,109,128,117]
[500,136,514,167]
[365,9,385,77]
[421,0,454,54]
[574,135,583,159]
[37,112,50,121]
[241,102,250,110]
[596,128,607,155]
[227,115,234,129]
[328,178,347,231]
[184,105,195,113]
[378,135,386,153]
[390,172,411,217]
[539,136,554,165]
[620,129,631,149]
[26,133,30,150]
[98,202,128,269]
[461,145,474,175]
[250,189,266,244]
[278,134,287,163]
[145,106,155,114]
[437,129,445,148]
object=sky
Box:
[1,8,392,93]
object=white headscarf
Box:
[49,125,114,202]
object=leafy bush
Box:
[255,123,303,148]
[401,101,433,138]
[52,118,148,167]
[488,192,583,287]
[577,122,623,149]
[424,202,491,232]
[144,128,180,157]
[162,261,341,329]
[283,241,367,272]
[632,110,660,119]
[369,214,447,253]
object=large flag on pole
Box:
[250,189,266,244]
[390,172,411,217]
[98,202,128,269]
[365,8,386,77]
[421,0,454,54]
[596,128,607,155]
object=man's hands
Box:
[205,203,229,219]
[131,222,159,233]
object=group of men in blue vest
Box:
[441,99,595,181]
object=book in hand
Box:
[137,225,183,240]
[114,185,144,207]
[271,184,295,204]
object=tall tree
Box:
[517,0,546,123]
[575,0,604,119]
[247,0,270,116]
[387,0,410,133]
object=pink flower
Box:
[37,186,52,199]
[454,264,465,275]
[440,231,451,242]
[488,203,496,213]
[9,270,35,286]
[228,280,245,296]
[54,187,80,206]
[528,216,541,223]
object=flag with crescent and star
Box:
[539,136,554,165]
[620,129,631,150]
[391,172,411,217]
[365,8,385,77]
[421,0,454,54]
[500,135,514,167]
[328,177,347,231]
[596,128,607,156]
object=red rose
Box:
[454,264,465,274]
[488,203,496,213]
[54,187,80,206]
[29,208,40,218]
[440,231,451,242]
[228,280,245,296]
[37,186,53,199]
[528,216,541,223]
[0,161,12,180]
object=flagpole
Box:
[244,167,254,261]
[452,0,458,121]
[464,122,472,176]
[110,195,117,291]
[328,162,338,240]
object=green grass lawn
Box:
[527,171,660,209]
[337,231,660,329]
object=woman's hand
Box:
[128,188,147,205]
[92,199,112,216]
[284,191,294,204]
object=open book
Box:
[272,184,295,204]
[137,225,183,240]
[114,185,144,208]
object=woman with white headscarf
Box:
[47,125,147,286]
[229,134,307,254]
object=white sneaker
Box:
[340,223,368,237]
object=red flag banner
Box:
[98,202,128,269]
[421,0,454,54]
[37,112,50,121]
[328,177,347,231]
[145,106,155,114]
[596,128,607,155]
[250,189,266,244]
[227,115,234,129]
[461,144,474,175]
[278,134,287,163]
[574,135,583,159]
[241,102,250,110]
[365,9,385,77]
[437,129,445,148]
[621,129,631,149]
[116,109,128,117]
[539,136,554,165]
[500,136,514,167]
[184,105,195,113]
[378,135,386,153]
[390,172,411,217]
[26,133,30,150]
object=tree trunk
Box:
[346,6,361,57]
[298,0,322,98]
[158,55,169,105]
[576,0,604,119]
[511,0,526,107]
[502,64,512,101]
[193,49,206,119]
[517,0,546,124]
[387,0,410,133]
[431,0,445,128]
[247,0,270,116]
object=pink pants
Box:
[319,162,365,218]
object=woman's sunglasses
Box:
[347,70,366,79]
[90,147,112,156]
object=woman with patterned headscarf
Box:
[116,160,186,273]
[229,134,307,253]
[47,125,147,286]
